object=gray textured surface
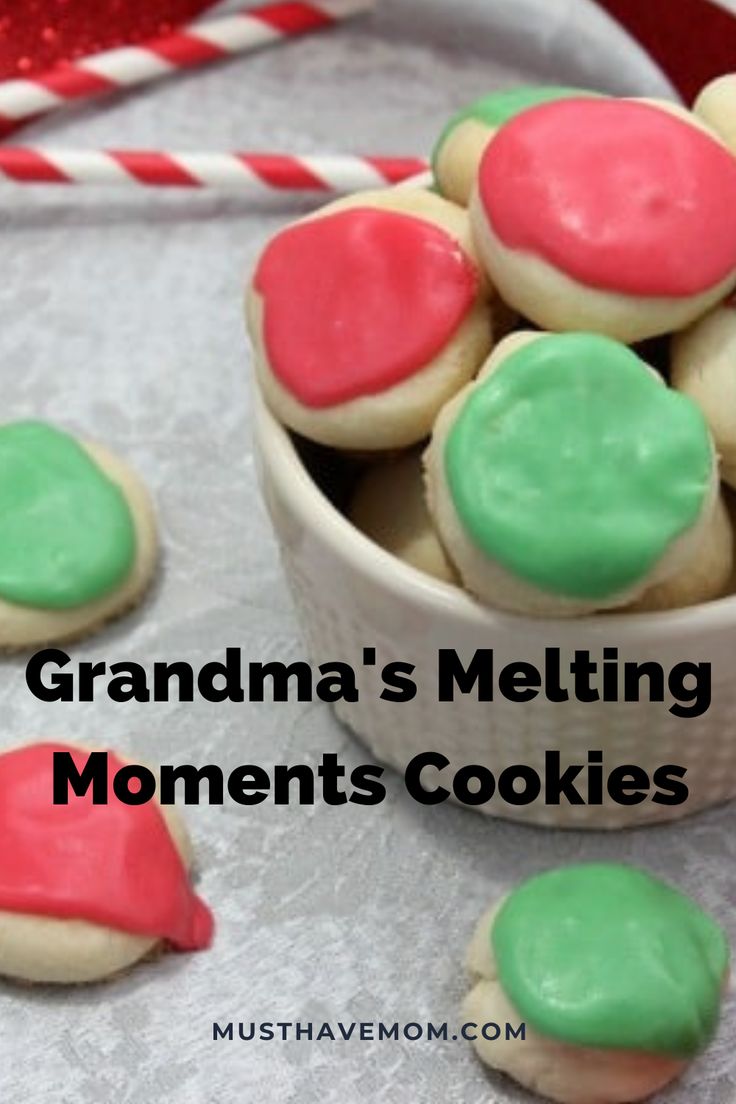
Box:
[0,2,733,1102]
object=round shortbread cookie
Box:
[348,452,457,585]
[0,742,213,984]
[627,489,733,611]
[671,302,736,488]
[693,74,736,156]
[432,86,598,207]
[424,332,718,617]
[463,865,728,1104]
[247,188,493,451]
[0,421,157,650]
[470,98,736,342]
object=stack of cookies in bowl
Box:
[247,77,736,832]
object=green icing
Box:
[491,864,729,1057]
[0,420,136,609]
[444,333,713,600]
[431,86,599,181]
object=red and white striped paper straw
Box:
[0,0,372,136]
[0,148,428,192]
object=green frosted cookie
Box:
[492,863,728,1057]
[462,863,729,1104]
[0,421,136,609]
[425,332,716,616]
[0,420,158,649]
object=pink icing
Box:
[479,98,736,297]
[0,743,213,951]
[254,207,479,407]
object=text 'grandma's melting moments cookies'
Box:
[464,863,729,1104]
[0,742,213,984]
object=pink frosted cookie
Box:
[247,189,492,451]
[432,86,600,207]
[470,98,736,342]
[0,742,213,984]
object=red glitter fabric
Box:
[0,2,733,118]
[592,0,736,102]
[0,0,217,78]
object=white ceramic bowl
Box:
[250,0,736,828]
[254,386,736,830]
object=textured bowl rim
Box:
[253,387,736,640]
